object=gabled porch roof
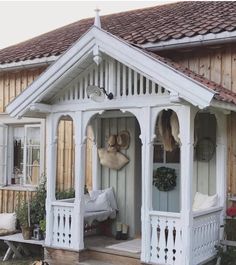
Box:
[6,26,232,118]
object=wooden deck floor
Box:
[83,236,141,265]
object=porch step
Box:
[79,260,114,265]
[81,248,142,265]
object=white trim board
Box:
[0,56,58,71]
[142,30,236,51]
[6,26,217,118]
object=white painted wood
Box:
[178,105,195,265]
[6,27,216,118]
[215,113,227,208]
[51,203,74,248]
[45,114,57,247]
[100,61,104,90]
[133,71,138,96]
[92,118,101,190]
[140,107,153,263]
[116,62,121,98]
[128,68,132,96]
[192,208,221,264]
[139,75,143,96]
[0,123,8,185]
[122,64,126,97]
[150,212,183,265]
[108,58,115,96]
[73,110,86,250]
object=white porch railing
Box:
[150,211,183,265]
[192,207,222,265]
[51,201,75,249]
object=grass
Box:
[0,257,36,265]
[0,241,43,265]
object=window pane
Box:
[0,124,7,185]
[153,144,164,163]
[26,164,40,185]
[13,127,24,182]
[25,126,40,185]
[166,147,180,163]
[26,127,40,145]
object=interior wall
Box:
[152,110,180,213]
[193,113,216,196]
[152,163,180,212]
[100,116,141,238]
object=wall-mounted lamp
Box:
[86,85,113,102]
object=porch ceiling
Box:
[6,26,217,118]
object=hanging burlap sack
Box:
[98,148,129,170]
[170,111,180,144]
[158,110,175,152]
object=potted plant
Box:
[39,219,46,239]
[15,199,32,240]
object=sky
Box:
[0,0,175,49]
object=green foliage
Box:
[15,200,30,227]
[56,188,75,200]
[30,177,47,225]
[216,245,236,265]
[153,166,177,191]
[39,219,46,233]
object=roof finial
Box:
[94,8,101,28]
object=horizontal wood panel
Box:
[0,67,46,112]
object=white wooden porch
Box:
[6,26,228,265]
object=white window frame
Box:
[7,121,45,187]
[0,123,8,186]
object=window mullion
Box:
[23,126,27,186]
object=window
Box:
[0,123,8,186]
[153,124,180,164]
[10,124,42,186]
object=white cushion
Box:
[89,187,118,210]
[84,194,91,204]
[200,194,218,209]
[0,213,16,231]
[85,192,112,212]
[193,192,218,211]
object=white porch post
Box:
[73,111,86,250]
[178,105,195,265]
[140,107,153,263]
[91,118,101,190]
[215,113,227,237]
[45,113,57,246]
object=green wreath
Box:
[153,167,177,191]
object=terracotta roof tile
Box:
[1,1,236,64]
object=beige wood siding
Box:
[164,44,236,194]
[163,45,236,93]
[0,67,45,213]
[0,67,46,112]
[0,189,36,213]
[56,119,75,192]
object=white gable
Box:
[51,56,169,105]
[6,26,215,118]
